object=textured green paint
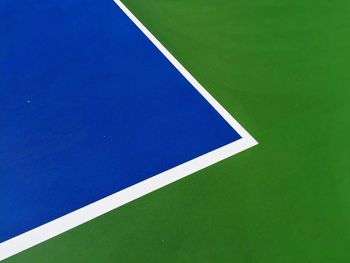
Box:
[5,0,350,262]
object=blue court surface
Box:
[0,0,252,252]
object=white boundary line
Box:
[0,0,258,261]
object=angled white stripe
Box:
[0,0,257,260]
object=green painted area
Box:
[5,0,350,262]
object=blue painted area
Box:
[0,0,241,242]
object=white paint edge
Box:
[0,0,258,261]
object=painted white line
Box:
[0,1,257,261]
[113,0,256,144]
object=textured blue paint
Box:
[0,0,241,242]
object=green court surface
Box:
[5,0,350,262]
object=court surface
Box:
[2,0,350,262]
[0,0,256,260]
